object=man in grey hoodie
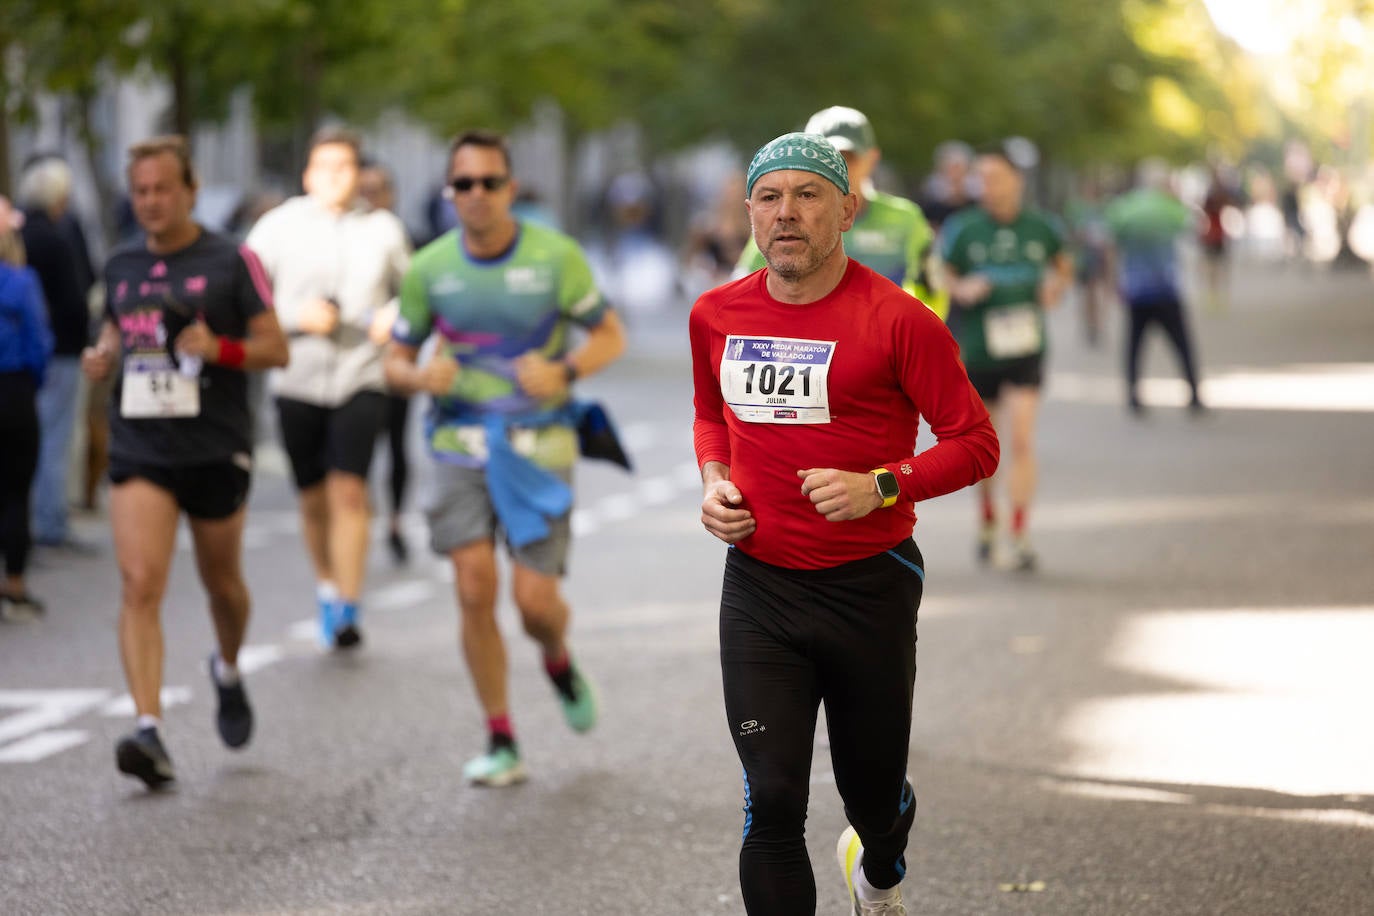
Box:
[246,127,411,649]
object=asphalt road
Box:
[2,258,1372,915]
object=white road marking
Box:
[596,493,640,522]
[288,618,317,642]
[0,730,91,764]
[367,580,439,613]
[0,689,110,745]
[237,644,285,674]
[100,686,192,718]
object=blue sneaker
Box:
[333,600,361,649]
[316,593,338,649]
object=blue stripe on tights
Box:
[741,767,753,840]
[886,549,925,580]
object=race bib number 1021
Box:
[720,335,836,424]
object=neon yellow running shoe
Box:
[836,826,907,915]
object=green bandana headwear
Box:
[745,132,850,196]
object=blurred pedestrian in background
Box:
[942,144,1072,571]
[17,156,97,552]
[920,140,976,231]
[358,158,415,565]
[0,195,54,621]
[1198,164,1239,313]
[1065,172,1115,347]
[246,128,411,649]
[681,169,751,297]
[1105,158,1205,416]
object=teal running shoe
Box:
[559,665,598,734]
[462,744,527,787]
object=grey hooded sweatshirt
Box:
[246,195,410,406]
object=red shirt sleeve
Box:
[690,296,731,469]
[882,302,999,502]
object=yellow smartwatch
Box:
[871,468,900,508]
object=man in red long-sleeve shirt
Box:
[690,132,998,916]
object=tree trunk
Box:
[72,87,118,252]
[0,38,11,196]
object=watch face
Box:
[876,471,900,499]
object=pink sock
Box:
[487,714,513,742]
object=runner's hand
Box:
[173,321,219,360]
[297,297,340,335]
[1038,271,1069,307]
[418,348,460,395]
[952,274,993,307]
[81,344,116,382]
[701,480,755,544]
[369,303,398,346]
[514,351,569,399]
[797,468,882,521]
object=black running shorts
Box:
[275,391,387,490]
[108,456,252,520]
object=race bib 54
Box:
[120,354,201,418]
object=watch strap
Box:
[870,468,899,509]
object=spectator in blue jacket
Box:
[0,195,53,620]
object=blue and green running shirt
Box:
[940,207,1065,371]
[395,222,609,467]
[736,190,948,319]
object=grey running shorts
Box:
[425,462,573,577]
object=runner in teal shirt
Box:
[942,145,1072,572]
[735,106,949,319]
[385,130,626,791]
[395,218,609,469]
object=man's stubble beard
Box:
[760,226,841,282]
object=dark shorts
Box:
[965,355,1043,402]
[108,455,252,520]
[275,391,387,490]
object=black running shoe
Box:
[116,727,175,789]
[208,654,254,749]
[387,529,409,565]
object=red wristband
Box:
[217,337,246,369]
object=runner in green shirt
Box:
[942,145,1072,571]
[384,130,627,788]
[735,106,948,319]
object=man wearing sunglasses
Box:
[245,128,411,650]
[385,130,626,787]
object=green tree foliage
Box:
[11,0,1358,198]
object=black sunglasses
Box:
[449,175,510,194]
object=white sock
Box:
[136,715,161,732]
[854,859,901,904]
[213,654,240,685]
[316,581,339,602]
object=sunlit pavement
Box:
[1,258,1371,915]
